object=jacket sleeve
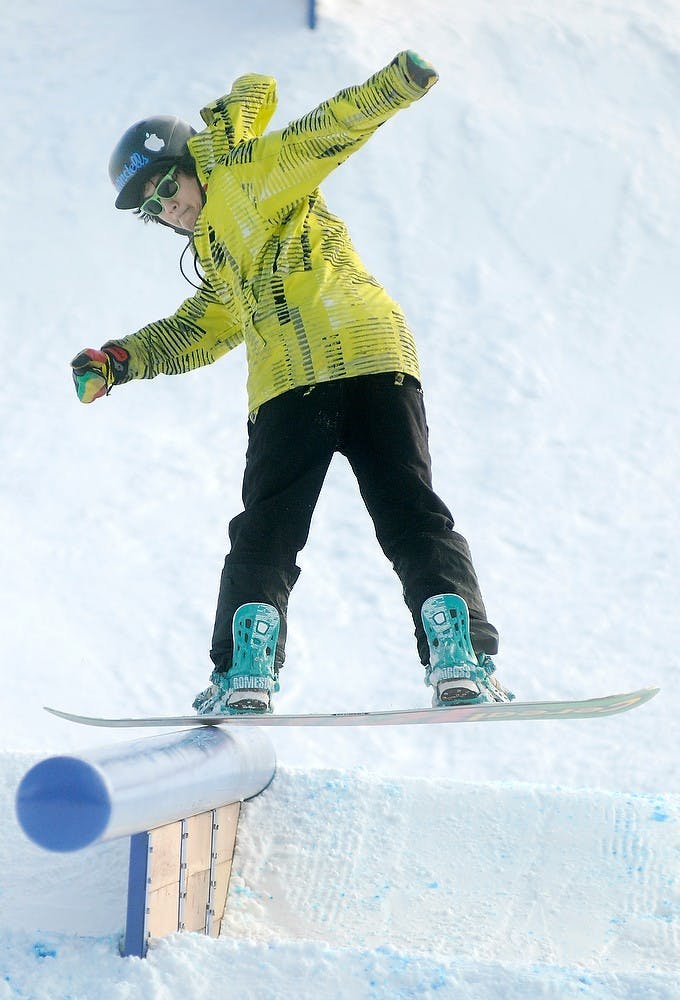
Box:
[232,51,438,222]
[104,283,244,382]
[189,74,278,175]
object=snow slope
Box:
[1,0,679,995]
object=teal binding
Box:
[421,594,514,706]
[193,602,280,715]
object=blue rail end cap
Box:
[16,756,112,852]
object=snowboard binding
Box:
[193,603,280,716]
[421,594,514,706]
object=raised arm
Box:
[233,51,438,222]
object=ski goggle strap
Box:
[139,165,179,216]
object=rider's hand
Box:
[71,349,114,403]
[395,51,439,92]
[71,345,128,403]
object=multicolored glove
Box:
[70,346,129,403]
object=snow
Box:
[1,0,678,996]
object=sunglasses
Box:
[140,165,179,216]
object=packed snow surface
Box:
[1,0,678,996]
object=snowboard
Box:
[44,687,658,729]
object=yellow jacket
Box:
[108,52,437,414]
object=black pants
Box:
[210,373,498,674]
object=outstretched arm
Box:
[240,51,439,222]
[71,284,244,401]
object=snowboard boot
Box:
[421,594,515,707]
[193,603,280,715]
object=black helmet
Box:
[109,115,197,209]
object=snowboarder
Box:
[71,52,513,714]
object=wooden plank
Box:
[181,812,213,932]
[148,820,183,889]
[145,820,182,938]
[182,869,211,932]
[184,812,214,875]
[213,803,240,863]
[147,881,182,939]
[208,803,240,937]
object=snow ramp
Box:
[219,767,679,998]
